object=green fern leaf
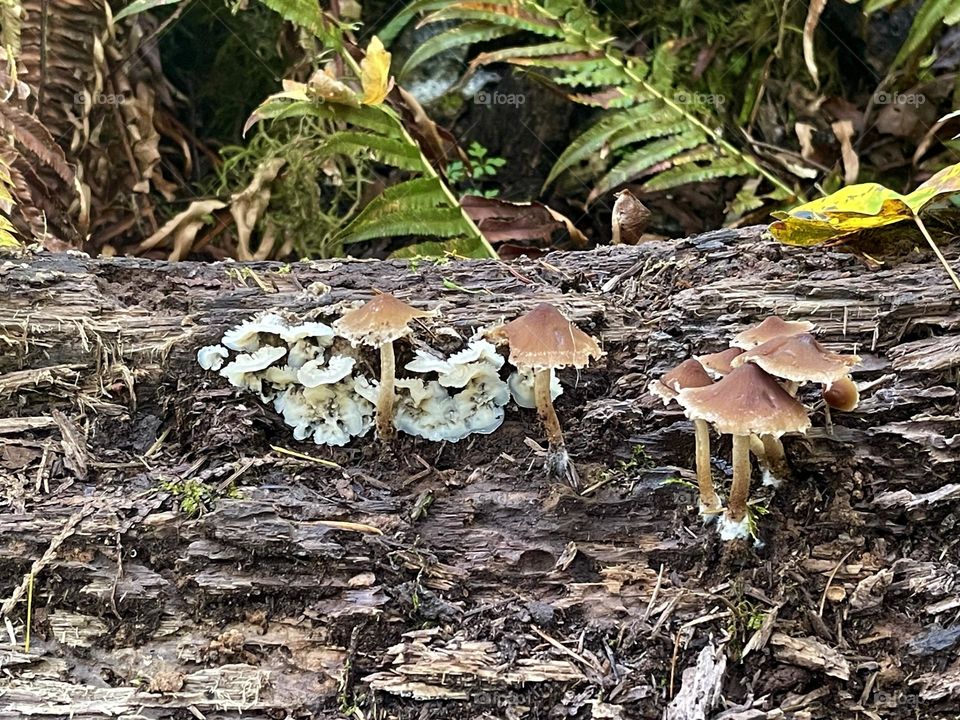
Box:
[319,132,423,171]
[544,102,661,187]
[339,207,468,244]
[257,0,329,39]
[422,6,564,37]
[470,41,590,66]
[641,154,753,192]
[589,130,705,201]
[0,154,18,250]
[337,177,472,244]
[401,22,519,80]
[890,0,958,73]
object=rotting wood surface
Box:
[1,227,959,719]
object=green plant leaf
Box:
[336,177,472,244]
[890,0,958,73]
[544,102,660,187]
[589,131,705,201]
[114,0,182,22]
[318,131,423,170]
[400,22,518,79]
[258,0,328,38]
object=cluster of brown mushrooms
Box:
[199,295,603,485]
[649,316,861,540]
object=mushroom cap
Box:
[823,375,860,412]
[494,303,602,369]
[676,363,811,437]
[648,359,713,404]
[298,355,356,387]
[732,316,816,349]
[221,313,288,351]
[334,293,436,347]
[197,345,229,372]
[732,333,860,386]
[696,347,744,377]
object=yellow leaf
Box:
[769,162,960,248]
[360,36,393,105]
[768,162,960,291]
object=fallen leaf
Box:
[831,119,859,185]
[461,195,587,248]
[361,36,393,106]
[803,0,827,87]
[229,157,286,261]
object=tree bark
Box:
[1,227,959,719]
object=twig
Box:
[818,549,855,617]
[914,215,960,292]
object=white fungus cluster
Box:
[197,313,374,446]
[199,315,563,447]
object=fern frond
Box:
[544,102,661,187]
[641,154,752,192]
[0,102,74,183]
[336,178,473,246]
[400,22,518,80]
[1,0,23,56]
[406,0,795,199]
[257,0,335,45]
[421,5,564,37]
[318,131,424,171]
[589,131,704,201]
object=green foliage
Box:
[160,477,242,517]
[447,142,506,198]
[0,154,18,250]
[247,71,496,258]
[216,116,369,258]
[388,0,793,202]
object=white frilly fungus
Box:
[203,316,522,446]
[197,345,228,371]
[507,368,562,409]
[398,339,510,441]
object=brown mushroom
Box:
[823,375,860,412]
[649,359,722,515]
[696,347,744,378]
[732,333,860,389]
[334,293,436,440]
[732,316,816,350]
[676,363,810,538]
[492,303,603,488]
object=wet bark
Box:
[1,227,959,719]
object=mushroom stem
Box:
[784,380,800,396]
[726,434,753,523]
[693,419,722,514]
[534,368,578,488]
[760,434,791,483]
[376,341,397,440]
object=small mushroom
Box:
[731,333,860,389]
[648,359,722,515]
[695,347,744,379]
[731,316,816,350]
[676,363,810,540]
[334,293,437,440]
[490,303,603,488]
[823,375,860,412]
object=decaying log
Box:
[1,227,960,719]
